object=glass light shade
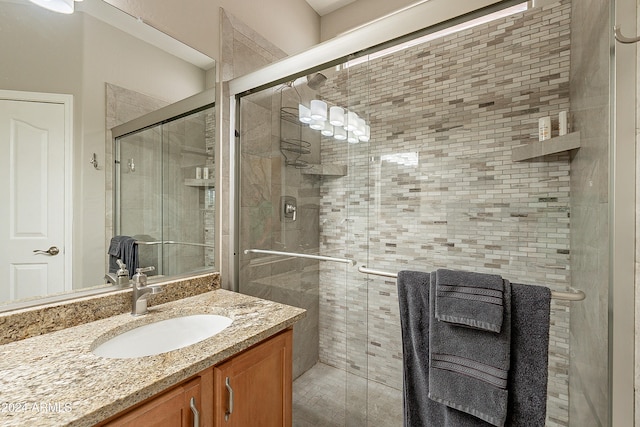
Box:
[299,104,312,123]
[29,0,74,13]
[329,106,345,126]
[353,117,366,136]
[359,125,371,142]
[344,111,359,131]
[321,122,334,137]
[310,100,327,121]
[334,127,347,141]
[347,132,359,144]
[310,119,325,130]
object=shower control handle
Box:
[284,202,297,221]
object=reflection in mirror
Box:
[0,0,215,310]
[113,95,215,279]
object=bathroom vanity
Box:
[0,289,305,427]
[100,329,292,426]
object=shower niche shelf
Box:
[512,132,580,162]
[301,164,347,177]
[184,179,215,187]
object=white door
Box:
[0,95,70,302]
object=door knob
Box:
[33,246,60,256]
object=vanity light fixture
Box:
[329,106,345,126]
[299,100,371,143]
[298,104,312,123]
[310,99,328,121]
[347,131,359,144]
[321,121,334,137]
[309,119,325,131]
[333,127,347,141]
[29,0,75,14]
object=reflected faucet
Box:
[105,259,131,287]
[131,266,163,316]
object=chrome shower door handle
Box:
[33,246,60,256]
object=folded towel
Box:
[398,270,551,427]
[506,283,551,427]
[429,271,511,426]
[435,268,505,332]
[108,235,138,278]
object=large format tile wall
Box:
[220,9,323,379]
[568,0,611,424]
[317,2,573,426]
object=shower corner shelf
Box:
[301,164,348,177]
[184,179,215,187]
[512,132,580,162]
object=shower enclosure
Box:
[232,0,624,425]
[113,91,216,277]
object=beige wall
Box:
[1,1,208,288]
[319,0,508,40]
[103,0,321,58]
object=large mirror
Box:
[0,0,216,310]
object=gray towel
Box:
[506,283,551,427]
[429,272,511,426]
[398,270,551,427]
[108,235,138,278]
[435,268,504,332]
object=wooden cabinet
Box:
[213,329,292,427]
[98,329,291,427]
[102,370,212,427]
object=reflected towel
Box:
[108,235,138,278]
[435,268,504,333]
[429,271,511,426]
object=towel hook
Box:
[614,25,640,44]
[89,153,100,170]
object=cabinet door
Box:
[213,329,292,427]
[104,377,202,427]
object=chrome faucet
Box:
[104,259,131,287]
[131,266,163,316]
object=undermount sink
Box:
[92,314,233,359]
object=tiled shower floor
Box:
[292,363,403,427]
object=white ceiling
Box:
[304,0,357,16]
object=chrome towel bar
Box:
[357,266,585,302]
[243,249,356,265]
[135,240,215,249]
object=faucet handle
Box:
[133,266,155,286]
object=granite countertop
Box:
[0,289,306,427]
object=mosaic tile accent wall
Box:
[316,2,573,426]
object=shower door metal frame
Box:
[227,0,526,291]
[611,0,636,424]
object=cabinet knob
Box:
[225,377,234,421]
